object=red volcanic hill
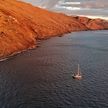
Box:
[0,0,108,59]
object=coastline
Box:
[0,29,108,62]
[0,0,108,60]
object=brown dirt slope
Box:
[0,0,108,59]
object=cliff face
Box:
[75,16,108,30]
[0,0,108,59]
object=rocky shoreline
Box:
[0,0,108,60]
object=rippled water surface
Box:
[0,31,108,108]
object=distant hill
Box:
[0,0,108,59]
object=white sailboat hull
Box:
[72,75,82,79]
[72,64,82,80]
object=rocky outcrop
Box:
[74,16,108,30]
[87,19,108,30]
[0,0,108,59]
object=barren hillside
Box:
[0,0,108,59]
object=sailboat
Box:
[72,64,82,80]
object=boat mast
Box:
[78,64,80,75]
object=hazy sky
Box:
[22,0,108,19]
[22,0,108,9]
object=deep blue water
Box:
[0,31,108,108]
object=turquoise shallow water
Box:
[0,31,108,108]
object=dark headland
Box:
[0,0,108,60]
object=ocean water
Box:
[0,31,108,108]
